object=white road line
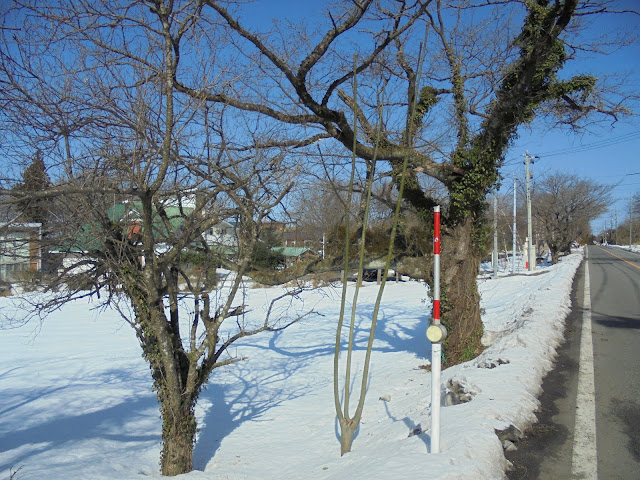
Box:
[571,255,598,479]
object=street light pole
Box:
[512,178,517,274]
[525,152,535,271]
[493,193,498,275]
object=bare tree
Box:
[174,0,637,363]
[617,192,640,245]
[0,2,314,475]
[531,173,610,263]
[288,178,352,253]
[633,192,640,217]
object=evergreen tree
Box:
[18,151,51,224]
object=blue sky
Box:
[241,1,639,234]
[9,1,630,236]
[502,3,640,234]
[504,121,639,234]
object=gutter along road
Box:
[506,245,640,479]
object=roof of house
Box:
[271,247,314,258]
[59,201,194,253]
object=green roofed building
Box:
[270,246,316,267]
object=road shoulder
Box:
[504,257,584,479]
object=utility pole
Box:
[611,218,615,244]
[525,152,535,271]
[512,178,517,274]
[322,232,326,259]
[493,193,498,275]
[631,197,634,249]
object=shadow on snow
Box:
[0,366,158,472]
[193,302,431,470]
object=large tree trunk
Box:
[128,282,199,477]
[439,218,484,365]
[160,399,197,476]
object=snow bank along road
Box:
[507,245,640,479]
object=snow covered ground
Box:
[611,243,640,254]
[0,252,583,480]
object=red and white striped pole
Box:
[433,206,441,324]
[427,205,447,453]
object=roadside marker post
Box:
[426,206,447,453]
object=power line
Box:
[503,130,640,165]
[535,132,640,158]
[598,172,640,179]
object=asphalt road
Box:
[506,245,640,479]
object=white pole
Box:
[512,178,517,274]
[493,193,498,275]
[525,153,534,271]
[431,341,441,452]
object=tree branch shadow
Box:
[193,301,430,469]
[193,358,314,470]
[0,367,158,473]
